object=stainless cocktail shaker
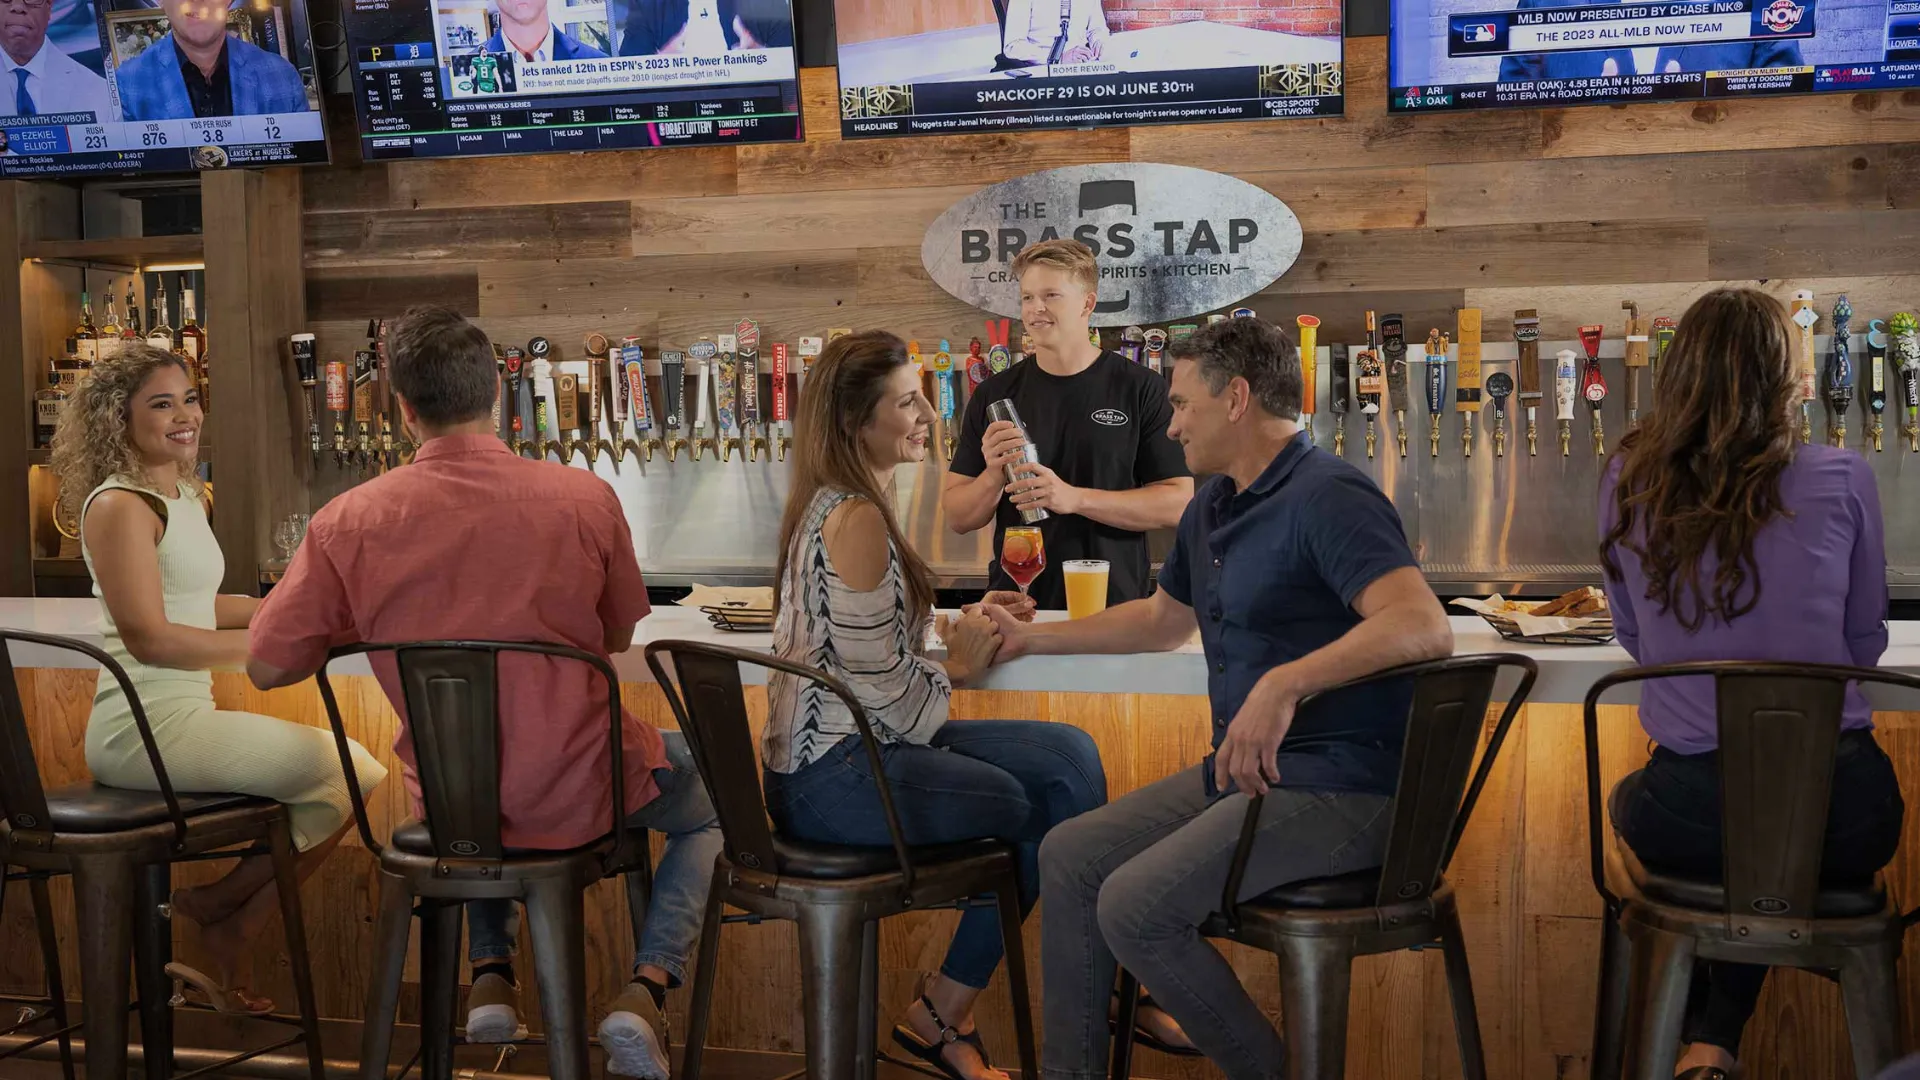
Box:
[987,399,1050,524]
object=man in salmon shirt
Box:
[247,306,718,1079]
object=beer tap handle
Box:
[1334,426,1345,458]
[1366,419,1378,460]
[1396,411,1408,459]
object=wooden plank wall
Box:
[7,668,1920,1080]
[303,36,1920,374]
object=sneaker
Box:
[598,980,671,1079]
[464,972,522,1044]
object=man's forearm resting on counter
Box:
[1001,587,1198,656]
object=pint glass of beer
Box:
[1063,560,1110,620]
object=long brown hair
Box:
[51,346,203,528]
[774,330,937,626]
[1599,288,1800,631]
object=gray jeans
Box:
[1038,763,1393,1080]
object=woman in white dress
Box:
[50,345,386,1014]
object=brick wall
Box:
[1104,2,1344,39]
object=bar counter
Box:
[5,597,1920,1080]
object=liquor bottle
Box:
[179,283,208,407]
[179,283,206,365]
[147,291,175,353]
[74,292,98,366]
[98,292,123,361]
[123,282,142,341]
[52,339,83,396]
[34,371,66,448]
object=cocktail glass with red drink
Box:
[1001,526,1046,597]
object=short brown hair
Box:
[387,306,498,426]
[1170,317,1302,421]
[1012,238,1098,294]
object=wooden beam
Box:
[0,183,29,596]
[202,169,309,596]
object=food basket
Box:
[1451,593,1616,646]
[701,604,774,633]
[1473,610,1616,646]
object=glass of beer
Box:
[1063,560,1110,619]
[1001,526,1046,597]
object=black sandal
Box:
[891,993,994,1080]
[1108,988,1204,1057]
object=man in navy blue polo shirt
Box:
[985,316,1453,1080]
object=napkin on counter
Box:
[678,584,775,611]
[1451,595,1612,638]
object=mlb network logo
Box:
[1461,22,1499,42]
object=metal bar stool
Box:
[0,628,325,1080]
[1109,653,1539,1080]
[316,641,657,1080]
[644,639,1041,1080]
[1584,661,1920,1080]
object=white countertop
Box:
[8,598,1920,709]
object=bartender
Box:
[944,239,1192,610]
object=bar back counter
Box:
[7,600,1920,1079]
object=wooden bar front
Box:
[6,667,1919,1080]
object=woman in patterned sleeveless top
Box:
[51,347,385,1015]
[765,331,1108,1080]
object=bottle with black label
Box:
[35,370,66,448]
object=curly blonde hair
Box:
[51,345,203,528]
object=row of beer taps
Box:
[1304,294,1920,461]
[291,322,419,476]
[494,324,801,466]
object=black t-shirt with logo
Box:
[950,351,1190,610]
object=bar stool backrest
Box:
[1373,656,1538,907]
[1585,660,1920,943]
[317,641,627,862]
[0,629,188,848]
[1217,654,1536,921]
[644,639,920,887]
[0,638,52,838]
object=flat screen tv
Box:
[1389,0,1908,110]
[833,0,1343,138]
[342,0,800,160]
[1,0,329,177]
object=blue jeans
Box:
[467,731,722,986]
[765,720,1108,989]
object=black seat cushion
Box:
[40,782,267,834]
[1248,868,1385,910]
[388,819,609,859]
[1617,844,1887,919]
[767,836,1007,880]
[391,820,1005,879]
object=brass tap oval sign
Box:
[922,163,1302,329]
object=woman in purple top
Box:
[1599,288,1904,1080]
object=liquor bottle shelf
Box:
[22,234,204,269]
